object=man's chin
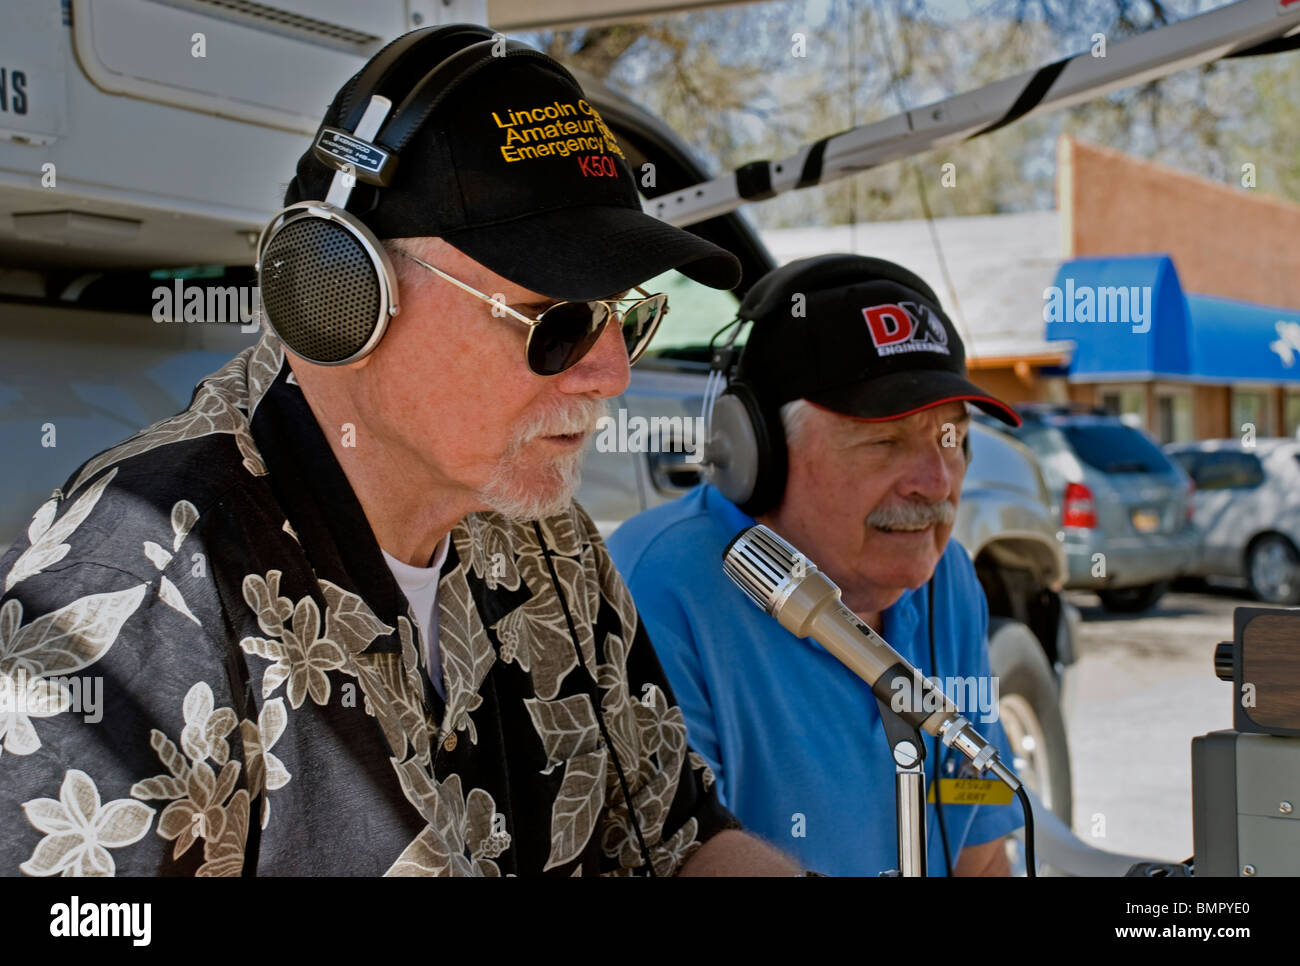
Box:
[864,527,947,583]
[478,457,584,523]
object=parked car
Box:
[982,403,1197,613]
[1165,438,1300,605]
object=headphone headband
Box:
[377,40,553,157]
[337,23,495,134]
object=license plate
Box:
[1131,509,1160,533]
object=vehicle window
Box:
[637,268,742,359]
[1000,423,1071,493]
[1010,424,1072,457]
[1169,451,1198,477]
[1193,452,1264,490]
[1059,424,1174,475]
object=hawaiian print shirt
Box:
[0,327,739,876]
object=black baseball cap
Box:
[736,254,1020,426]
[283,41,741,301]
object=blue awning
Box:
[1185,294,1300,384]
[1044,255,1300,384]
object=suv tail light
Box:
[1063,482,1097,528]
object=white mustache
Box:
[516,398,609,443]
[867,498,956,530]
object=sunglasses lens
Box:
[528,302,611,376]
[621,296,666,362]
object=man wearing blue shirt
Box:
[608,255,1026,876]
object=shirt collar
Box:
[380,533,451,585]
[246,332,412,654]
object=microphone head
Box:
[722,524,814,613]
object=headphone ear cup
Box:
[704,391,760,506]
[741,391,788,518]
[257,205,396,365]
[704,382,787,517]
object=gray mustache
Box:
[867,499,956,530]
[518,398,609,443]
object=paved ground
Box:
[1058,582,1250,864]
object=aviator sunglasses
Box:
[395,248,669,376]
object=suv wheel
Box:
[1097,581,1168,613]
[988,618,1072,824]
[1247,535,1300,606]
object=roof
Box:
[759,211,1065,363]
[757,218,1300,385]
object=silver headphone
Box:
[255,25,504,365]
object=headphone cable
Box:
[532,521,657,875]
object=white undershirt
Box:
[380,534,451,700]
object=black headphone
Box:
[256,24,537,365]
[702,253,969,517]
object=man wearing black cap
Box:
[609,255,1027,876]
[0,28,800,876]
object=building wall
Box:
[965,365,1039,405]
[1067,383,1097,407]
[1060,136,1300,311]
[1193,385,1230,439]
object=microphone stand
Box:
[876,696,928,877]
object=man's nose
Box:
[552,314,631,398]
[899,440,954,503]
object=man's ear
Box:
[962,431,972,465]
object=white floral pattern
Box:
[6,470,117,592]
[128,684,252,876]
[21,769,155,876]
[0,585,147,758]
[240,698,290,829]
[386,772,508,877]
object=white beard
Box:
[476,397,608,522]
[478,448,586,522]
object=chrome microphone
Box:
[722,523,1021,791]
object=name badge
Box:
[926,778,1014,805]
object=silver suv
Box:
[988,404,1197,613]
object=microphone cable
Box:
[931,575,1038,877]
[1018,785,1037,877]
